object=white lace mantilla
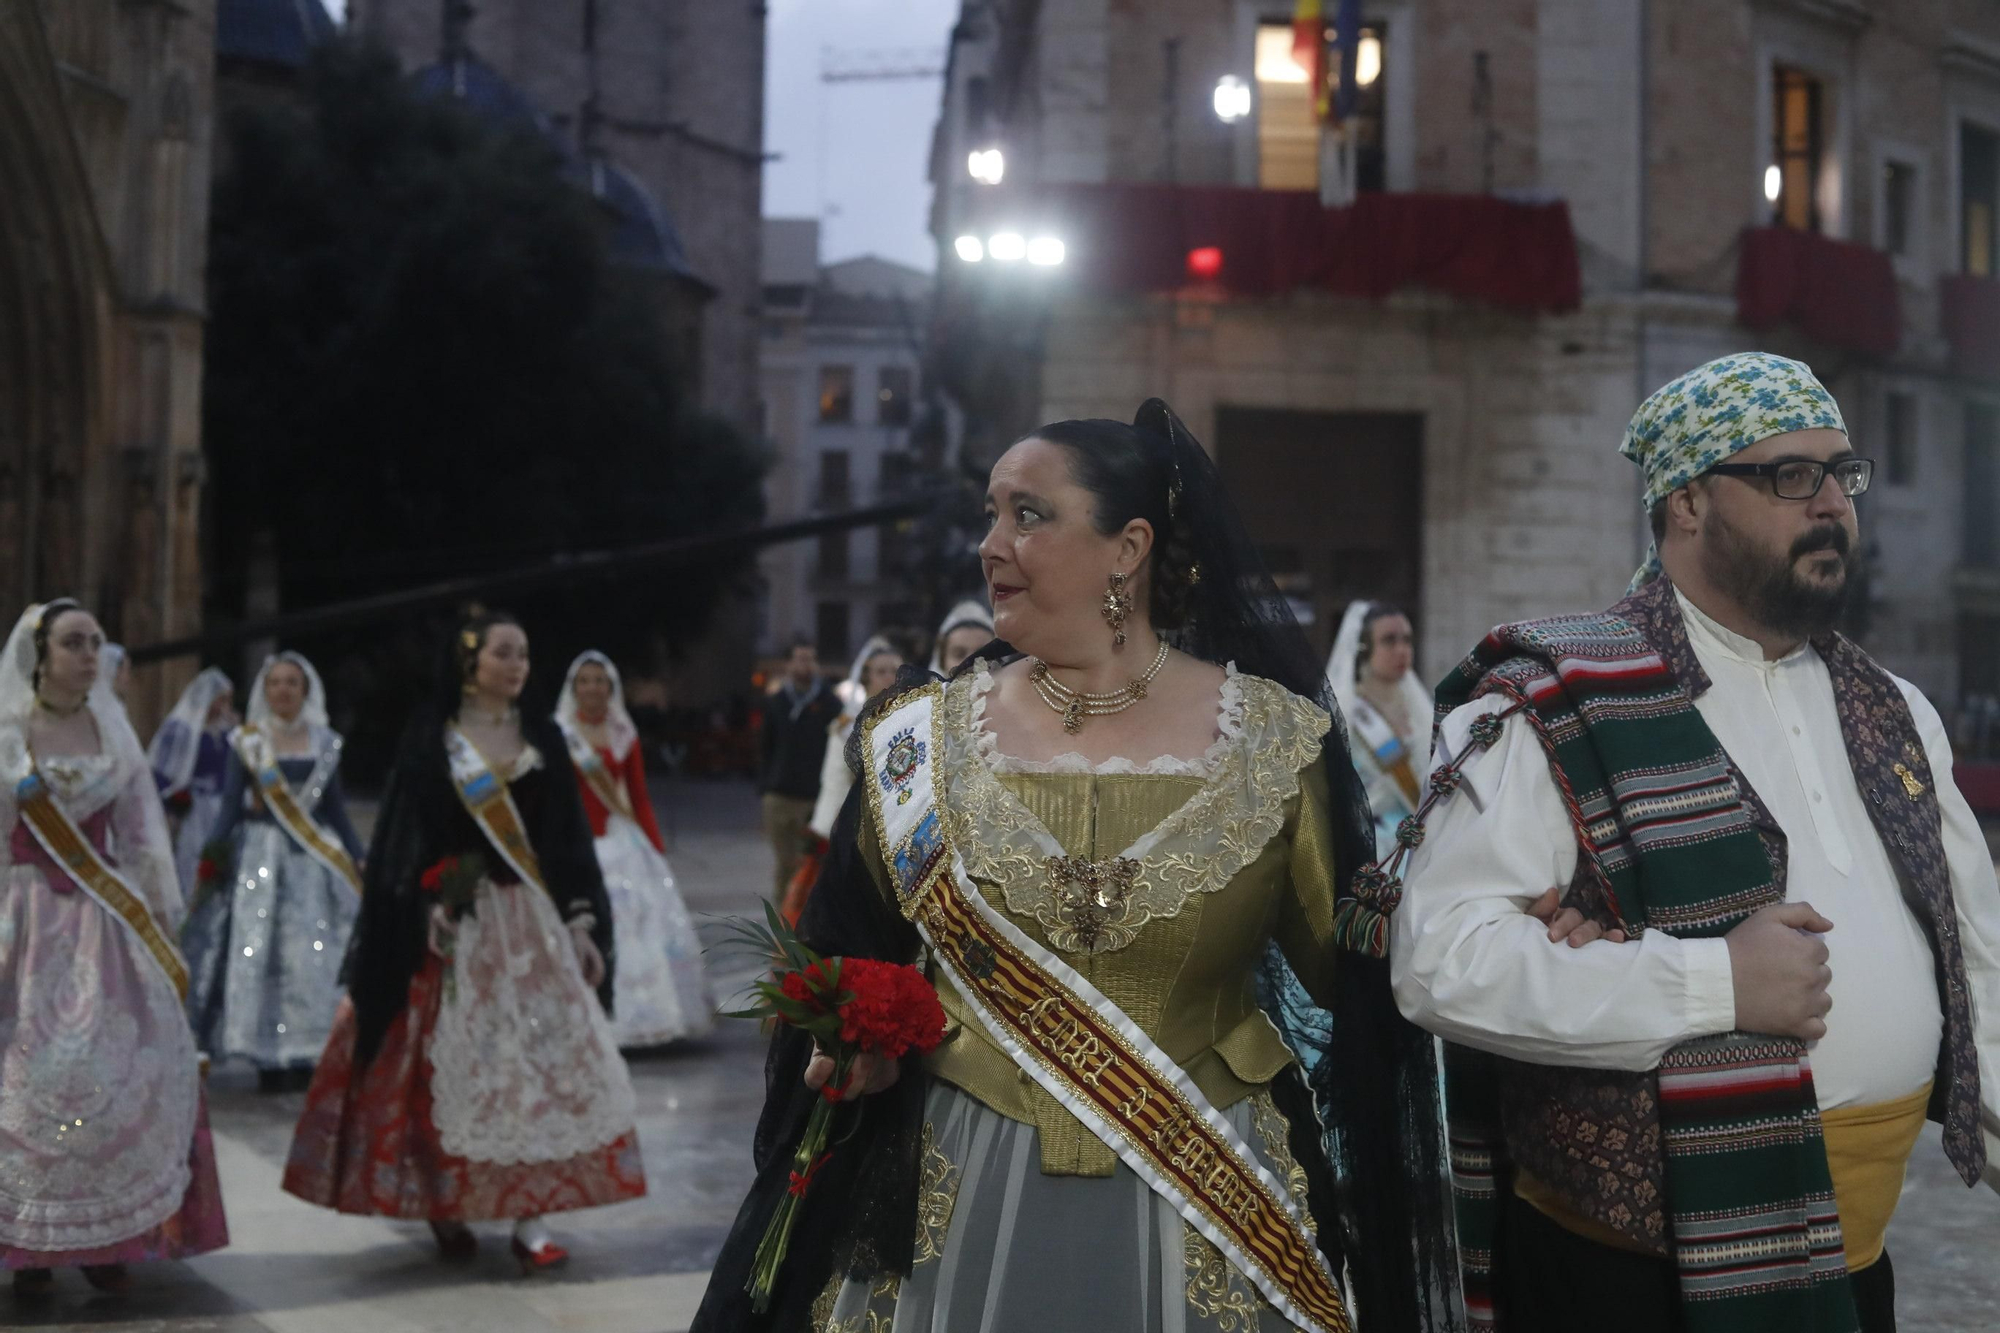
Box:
[426,876,637,1166]
[940,665,1329,954]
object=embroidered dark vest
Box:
[1489,578,1984,1253]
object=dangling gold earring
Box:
[1102,571,1132,647]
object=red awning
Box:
[1941,275,2000,380]
[964,184,1582,314]
[1734,225,1900,358]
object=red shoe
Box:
[511,1236,569,1275]
[12,1268,54,1298]
[81,1264,131,1293]
[428,1220,477,1264]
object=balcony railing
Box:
[1942,275,2000,380]
[1734,226,1900,358]
[959,184,1582,314]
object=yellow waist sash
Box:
[1517,1081,1933,1271]
[1820,1082,1931,1270]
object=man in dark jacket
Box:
[758,638,840,897]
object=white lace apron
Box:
[0,752,201,1252]
[425,744,637,1166]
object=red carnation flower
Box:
[834,957,947,1060]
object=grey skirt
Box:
[813,1080,1321,1332]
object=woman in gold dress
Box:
[695,401,1452,1332]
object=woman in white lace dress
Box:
[0,601,228,1297]
[555,650,711,1047]
[1325,601,1432,857]
[283,612,643,1274]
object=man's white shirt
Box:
[1390,593,2000,1179]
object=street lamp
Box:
[967,147,1005,185]
[954,234,985,262]
[1213,75,1251,123]
[987,231,1027,262]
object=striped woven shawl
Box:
[1436,607,1860,1333]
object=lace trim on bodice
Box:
[25,748,125,821]
[937,667,1329,954]
[969,660,1246,777]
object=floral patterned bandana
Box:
[1620,351,1846,589]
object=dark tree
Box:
[205,39,764,776]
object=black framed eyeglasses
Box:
[1704,457,1873,500]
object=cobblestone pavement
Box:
[1,780,1994,1331]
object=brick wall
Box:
[1036,292,1643,679]
[1645,0,1755,291]
[1412,0,1539,194]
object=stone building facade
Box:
[931,0,2000,725]
[760,218,939,663]
[358,0,766,433]
[0,0,219,727]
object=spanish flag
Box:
[1292,0,1327,121]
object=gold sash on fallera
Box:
[1348,698,1421,808]
[230,724,362,894]
[860,685,1352,1333]
[562,726,635,823]
[443,725,548,893]
[12,762,189,999]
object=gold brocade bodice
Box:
[863,668,1343,1177]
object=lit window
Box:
[818,366,854,423]
[1256,23,1316,190]
[1771,66,1823,232]
[1963,125,1998,277]
[1254,21,1387,193]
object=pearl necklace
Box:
[1029,641,1170,734]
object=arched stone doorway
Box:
[0,0,112,616]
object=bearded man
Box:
[1385,352,2000,1332]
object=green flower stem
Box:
[746,1050,853,1313]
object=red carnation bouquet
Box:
[719,902,947,1312]
[420,853,487,1002]
[418,852,485,920]
[189,836,234,911]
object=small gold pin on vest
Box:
[1893,762,1926,800]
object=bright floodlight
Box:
[1213,75,1251,123]
[1764,164,1782,203]
[1027,236,1065,266]
[988,231,1027,262]
[968,148,1006,185]
[954,234,985,262]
